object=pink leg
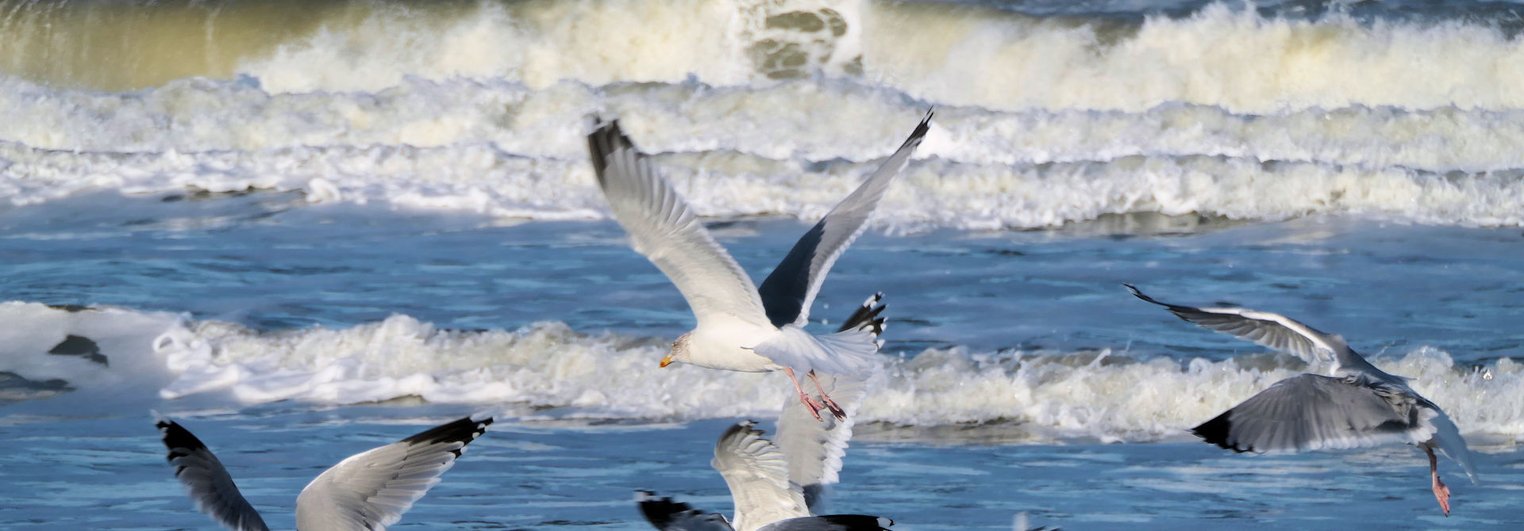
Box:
[807,370,847,420]
[785,368,825,421]
[1428,446,1451,517]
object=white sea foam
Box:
[0,302,183,403]
[7,303,1510,442]
[187,2,1524,113]
[4,75,1522,229]
[863,3,1524,113]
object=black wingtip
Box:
[400,415,494,457]
[1191,410,1249,453]
[902,109,934,149]
[155,416,209,455]
[836,292,887,338]
[1123,283,1160,305]
[586,118,638,186]
[814,514,896,530]
[155,416,214,477]
[634,490,700,528]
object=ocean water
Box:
[2,0,1523,529]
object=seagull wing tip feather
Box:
[1123,283,1160,305]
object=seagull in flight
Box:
[155,413,492,530]
[1126,284,1478,516]
[587,110,931,420]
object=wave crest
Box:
[0,303,1497,442]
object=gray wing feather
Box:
[589,120,773,329]
[1125,284,1349,365]
[1193,374,1431,453]
[758,110,932,327]
[295,415,492,530]
[776,374,866,511]
[155,414,270,531]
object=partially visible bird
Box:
[155,413,492,530]
[635,422,892,531]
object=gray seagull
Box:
[1126,284,1477,516]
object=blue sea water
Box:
[2,0,1524,529]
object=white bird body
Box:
[679,322,782,373]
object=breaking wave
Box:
[3,76,1522,229]
[6,1,1524,113]
[4,302,1518,443]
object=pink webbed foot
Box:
[796,393,826,421]
[785,368,827,421]
[1433,474,1451,517]
[1425,445,1452,517]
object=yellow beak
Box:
[660,354,674,368]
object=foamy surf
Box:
[4,76,1523,228]
[6,302,1516,442]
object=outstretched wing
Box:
[589,120,773,330]
[294,415,493,530]
[758,110,932,327]
[154,414,270,531]
[1125,284,1350,366]
[712,422,810,530]
[1193,374,1432,453]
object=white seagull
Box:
[636,421,890,531]
[636,300,882,530]
[1126,284,1478,516]
[155,413,492,530]
[586,110,931,420]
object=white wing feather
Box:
[712,422,810,531]
[589,121,773,330]
[751,326,879,376]
[1126,284,1348,366]
[776,374,866,511]
[294,415,492,530]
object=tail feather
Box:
[757,294,886,376]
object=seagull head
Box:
[661,333,692,368]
